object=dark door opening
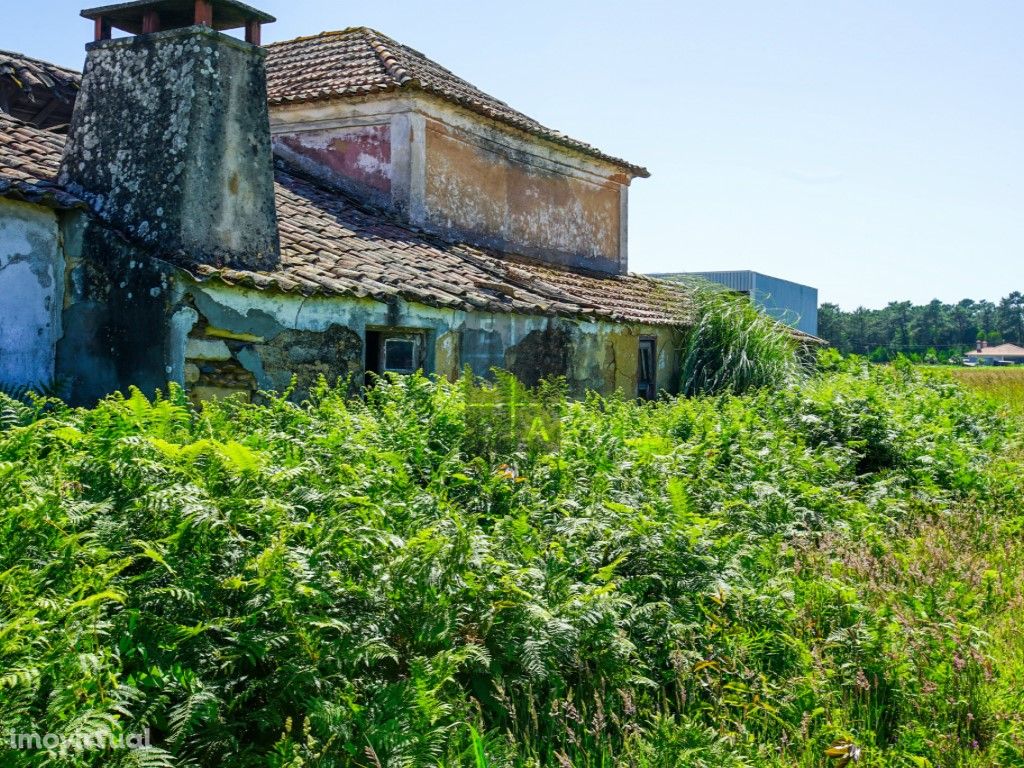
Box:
[637,337,657,400]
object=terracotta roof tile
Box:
[0,113,83,207]
[0,101,691,327]
[0,50,80,130]
[189,162,693,326]
[265,28,649,178]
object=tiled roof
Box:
[0,50,80,130]
[1,34,649,176]
[0,116,691,327]
[967,344,1024,357]
[0,113,83,207]
[264,28,649,178]
[193,163,693,326]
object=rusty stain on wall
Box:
[275,123,392,202]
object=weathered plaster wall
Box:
[274,123,392,208]
[422,118,623,273]
[56,217,174,405]
[59,26,279,271]
[0,199,63,388]
[173,283,443,401]
[269,92,633,274]
[462,314,681,397]
[173,280,683,401]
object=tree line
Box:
[819,292,1024,362]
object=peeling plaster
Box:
[178,279,683,399]
[0,200,63,388]
[269,91,632,274]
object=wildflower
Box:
[800,711,812,740]
[855,668,870,691]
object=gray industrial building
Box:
[652,271,819,336]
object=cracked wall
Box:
[0,199,63,388]
[174,280,683,401]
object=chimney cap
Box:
[82,0,275,35]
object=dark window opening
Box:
[384,337,418,373]
[637,337,657,400]
[365,330,425,384]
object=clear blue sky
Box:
[5,1,1022,309]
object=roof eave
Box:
[266,85,650,179]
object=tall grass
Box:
[680,282,804,396]
[952,367,1024,416]
[0,360,1021,767]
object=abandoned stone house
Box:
[0,0,703,405]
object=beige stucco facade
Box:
[269,91,633,274]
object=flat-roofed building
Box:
[651,270,818,336]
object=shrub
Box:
[0,365,1019,767]
[680,283,803,396]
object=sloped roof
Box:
[265,28,649,178]
[0,113,83,207]
[2,31,649,176]
[967,343,1024,357]
[0,50,80,130]
[0,110,693,327]
[194,163,693,326]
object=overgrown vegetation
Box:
[680,282,804,396]
[953,367,1024,416]
[0,358,1022,767]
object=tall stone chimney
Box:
[60,0,279,270]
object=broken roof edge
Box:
[0,49,83,84]
[0,179,88,211]
[265,28,651,179]
[187,262,696,329]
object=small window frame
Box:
[365,329,426,379]
[382,335,420,375]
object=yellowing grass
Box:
[952,367,1024,414]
